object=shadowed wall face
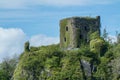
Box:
[60,16,100,49]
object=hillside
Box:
[12,32,120,80]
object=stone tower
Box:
[60,16,100,49]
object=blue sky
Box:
[0,0,120,36]
[0,0,120,61]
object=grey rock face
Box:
[81,60,92,77]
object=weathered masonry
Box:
[60,16,100,49]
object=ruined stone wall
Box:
[60,16,100,49]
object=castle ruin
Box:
[60,16,101,49]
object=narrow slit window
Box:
[80,34,82,39]
[64,37,66,42]
[85,39,87,42]
[85,26,87,31]
[66,26,68,31]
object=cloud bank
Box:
[0,0,119,9]
[0,27,26,61]
[0,27,59,61]
[107,35,117,43]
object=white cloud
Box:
[107,35,117,43]
[0,0,26,9]
[0,27,59,62]
[0,27,26,61]
[34,0,119,6]
[0,0,119,9]
[30,34,59,47]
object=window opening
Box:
[64,37,66,42]
[85,26,87,31]
[80,34,83,39]
[66,26,68,31]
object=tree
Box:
[103,28,108,40]
[0,56,18,80]
[117,33,120,43]
[90,31,107,57]
[110,58,120,80]
[90,31,100,41]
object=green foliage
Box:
[30,46,40,52]
[90,31,108,57]
[90,38,106,57]
[90,31,100,40]
[113,44,120,57]
[105,49,113,59]
[116,32,120,43]
[110,57,120,80]
[108,44,120,80]
[14,44,95,80]
[0,56,18,80]
[13,44,64,80]
[12,32,120,80]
